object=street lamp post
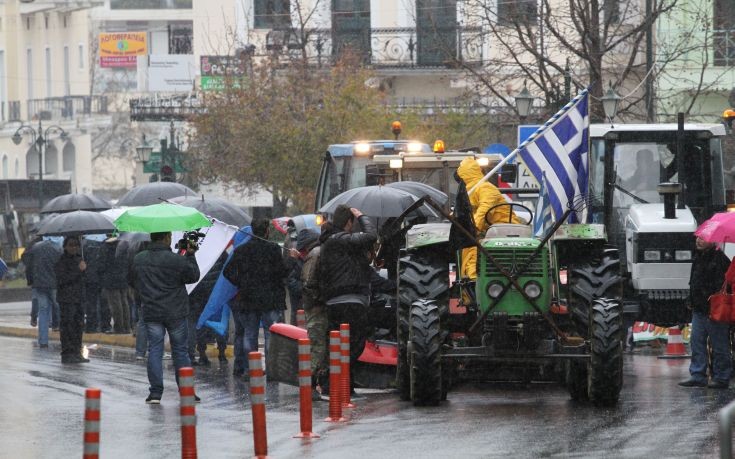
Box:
[514,81,535,125]
[601,81,621,126]
[12,119,68,210]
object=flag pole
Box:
[468,89,589,196]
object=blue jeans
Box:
[690,310,733,383]
[233,309,283,373]
[145,318,191,397]
[34,288,56,345]
[135,304,147,357]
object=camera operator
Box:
[132,231,200,404]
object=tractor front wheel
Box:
[587,298,624,406]
[409,299,443,406]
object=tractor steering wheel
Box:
[484,202,534,226]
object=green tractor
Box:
[395,200,624,407]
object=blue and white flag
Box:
[534,173,553,238]
[519,91,589,223]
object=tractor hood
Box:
[626,204,697,233]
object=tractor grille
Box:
[485,249,544,277]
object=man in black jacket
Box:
[319,205,377,389]
[55,236,89,363]
[224,218,288,377]
[679,236,732,388]
[133,231,199,404]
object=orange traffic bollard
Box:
[179,367,198,459]
[658,327,691,359]
[340,323,355,408]
[83,388,101,459]
[249,352,268,458]
[296,309,306,328]
[294,338,319,438]
[325,331,345,422]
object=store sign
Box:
[147,55,195,92]
[200,55,246,91]
[99,32,147,68]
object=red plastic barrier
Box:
[179,367,198,459]
[340,324,355,409]
[83,388,101,459]
[325,331,345,422]
[249,352,268,458]
[294,339,319,438]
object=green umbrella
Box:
[113,203,213,233]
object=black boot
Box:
[199,352,211,366]
[218,348,227,363]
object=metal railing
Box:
[714,29,735,66]
[277,26,484,68]
[26,96,108,121]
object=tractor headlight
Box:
[675,250,692,261]
[643,250,661,261]
[487,281,504,299]
[523,281,543,299]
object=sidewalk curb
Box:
[0,325,234,357]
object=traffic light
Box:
[160,164,175,182]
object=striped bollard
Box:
[340,323,355,408]
[325,331,345,422]
[249,352,268,458]
[83,388,101,459]
[179,367,198,459]
[296,309,306,328]
[294,338,319,438]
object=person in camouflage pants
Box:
[300,229,328,397]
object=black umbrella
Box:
[116,182,196,207]
[172,196,252,227]
[319,185,437,219]
[37,210,116,236]
[41,193,112,214]
[386,181,448,206]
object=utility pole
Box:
[645,0,655,122]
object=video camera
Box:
[175,231,206,254]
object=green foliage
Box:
[190,55,492,214]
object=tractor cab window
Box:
[612,143,668,207]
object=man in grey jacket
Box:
[133,231,199,404]
[29,239,62,348]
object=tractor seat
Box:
[484,224,533,239]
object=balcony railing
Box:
[714,29,735,66]
[279,26,484,69]
[27,96,108,121]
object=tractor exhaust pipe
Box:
[658,182,682,219]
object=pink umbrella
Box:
[694,212,735,243]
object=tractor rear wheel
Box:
[588,298,624,406]
[409,299,443,406]
[397,251,449,401]
[568,247,622,337]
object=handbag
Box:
[709,282,735,323]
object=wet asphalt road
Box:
[0,334,730,459]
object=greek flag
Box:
[519,91,589,223]
[534,173,553,238]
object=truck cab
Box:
[314,140,509,212]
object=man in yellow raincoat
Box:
[457,157,521,278]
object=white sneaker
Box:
[163,352,172,360]
[135,355,145,361]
